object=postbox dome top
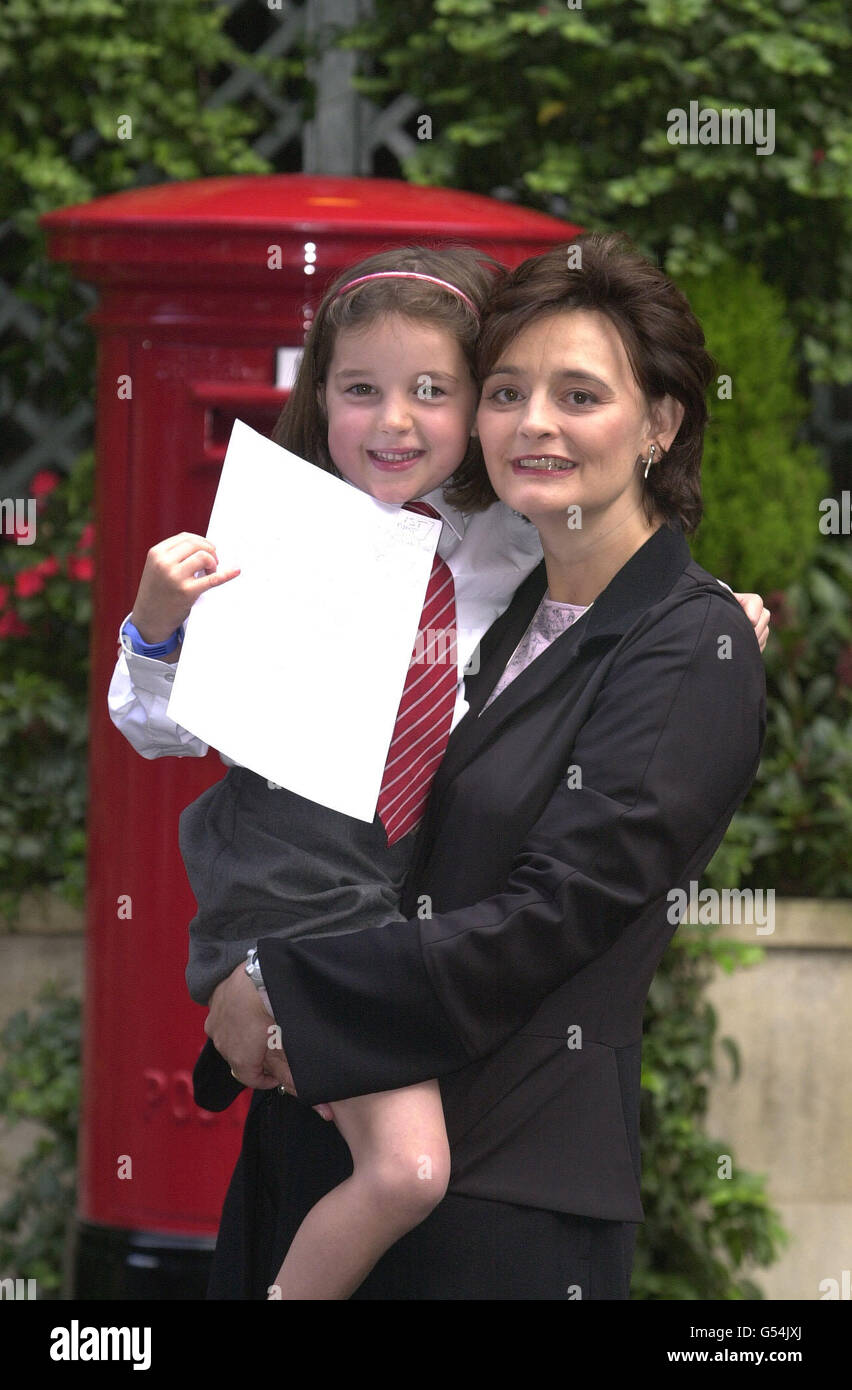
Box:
[43,174,573,238]
[42,175,579,286]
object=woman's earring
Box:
[643,444,657,480]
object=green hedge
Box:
[685,260,829,595]
[347,0,852,384]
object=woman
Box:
[202,232,766,1300]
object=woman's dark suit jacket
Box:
[196,522,765,1227]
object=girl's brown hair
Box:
[472,231,716,530]
[271,245,503,509]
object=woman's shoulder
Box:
[632,557,764,669]
[679,557,757,623]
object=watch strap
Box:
[123,619,181,658]
[246,947,265,991]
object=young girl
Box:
[109,247,768,1299]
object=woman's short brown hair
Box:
[460,231,715,531]
[271,245,503,508]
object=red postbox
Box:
[41,175,577,1297]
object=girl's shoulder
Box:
[456,500,544,570]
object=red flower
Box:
[13,556,60,598]
[67,554,94,582]
[812,148,826,164]
[29,470,61,499]
[0,610,30,639]
[75,522,95,553]
[15,567,47,598]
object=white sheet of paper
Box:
[167,420,441,820]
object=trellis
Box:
[0,0,421,497]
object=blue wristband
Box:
[124,620,181,659]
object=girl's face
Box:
[477,308,682,533]
[321,313,479,505]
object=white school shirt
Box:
[107,490,545,764]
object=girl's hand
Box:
[733,591,770,652]
[129,532,240,645]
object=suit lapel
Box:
[436,523,694,794]
[464,559,548,718]
[436,581,587,791]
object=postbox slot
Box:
[204,405,283,457]
[187,381,290,465]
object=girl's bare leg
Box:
[267,1078,450,1300]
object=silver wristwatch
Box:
[245,947,265,991]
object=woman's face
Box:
[477,308,675,532]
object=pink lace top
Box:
[480,592,590,714]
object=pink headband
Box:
[333,271,480,318]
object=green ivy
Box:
[684,258,830,594]
[0,986,81,1295]
[634,929,788,1300]
[345,0,852,383]
[0,0,298,467]
[705,543,852,897]
[0,455,93,916]
[0,0,275,231]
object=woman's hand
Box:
[204,962,335,1119]
[130,532,241,645]
[733,591,770,652]
[205,962,289,1091]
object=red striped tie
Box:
[377,501,458,846]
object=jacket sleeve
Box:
[259,589,766,1104]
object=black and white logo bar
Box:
[50,1321,152,1372]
